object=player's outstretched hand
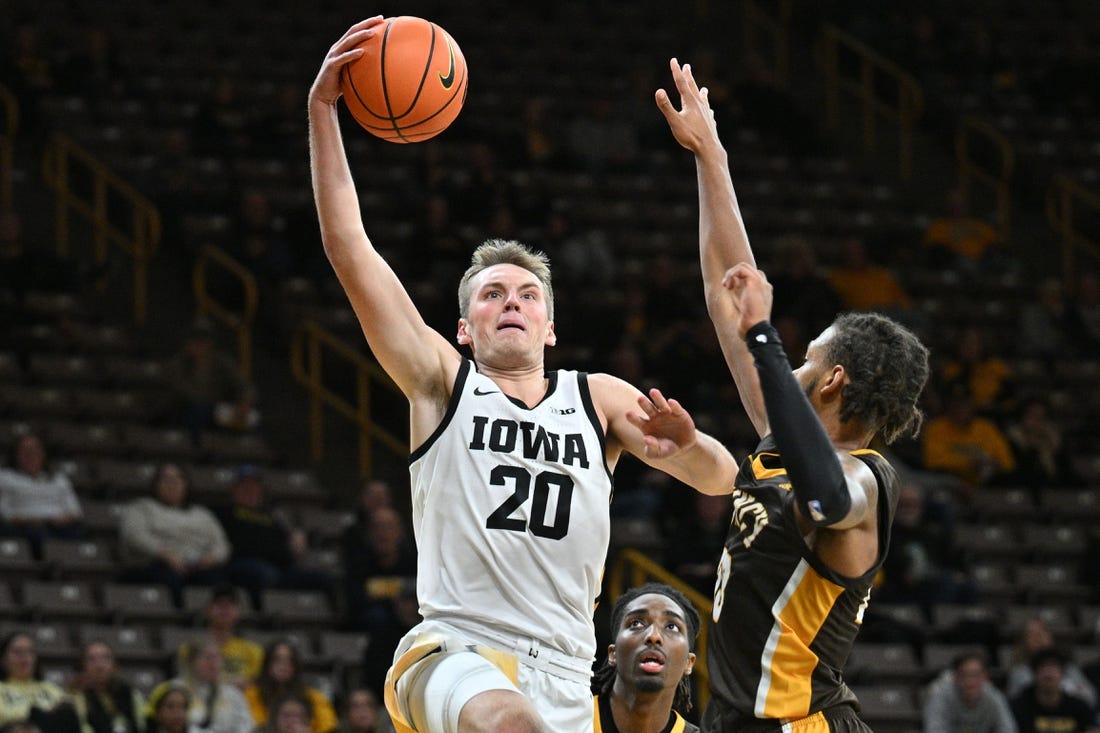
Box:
[310,16,385,106]
[655,57,720,154]
[626,388,698,459]
[722,263,774,339]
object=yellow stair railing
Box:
[743,0,793,87]
[41,132,161,323]
[0,84,17,213]
[193,244,259,381]
[956,115,1015,242]
[820,24,924,180]
[608,549,715,711]
[290,320,406,477]
[1047,175,1100,291]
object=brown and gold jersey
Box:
[702,435,899,731]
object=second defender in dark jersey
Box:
[709,437,899,725]
[656,59,931,732]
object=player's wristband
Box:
[745,321,851,526]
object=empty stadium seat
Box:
[850,684,922,731]
[77,623,165,664]
[102,583,184,624]
[261,589,335,628]
[22,581,103,623]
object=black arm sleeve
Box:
[746,321,851,526]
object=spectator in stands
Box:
[518,96,563,170]
[341,506,416,634]
[1030,29,1100,115]
[165,318,247,445]
[215,466,334,607]
[1006,397,1080,492]
[251,80,308,159]
[143,683,199,733]
[0,212,81,298]
[243,640,336,733]
[212,382,261,435]
[191,75,251,158]
[827,237,913,317]
[254,697,311,733]
[69,641,145,733]
[1067,271,1100,356]
[1010,648,1098,733]
[922,384,1016,494]
[765,235,841,362]
[0,22,53,145]
[662,492,732,597]
[549,209,617,290]
[117,462,230,606]
[0,722,43,733]
[939,326,1015,417]
[1020,278,1072,366]
[56,26,126,116]
[191,584,263,688]
[923,651,1018,733]
[158,640,251,733]
[358,586,420,702]
[332,688,393,733]
[451,141,508,229]
[349,479,393,526]
[0,431,84,559]
[923,188,1003,270]
[0,632,79,733]
[1005,618,1097,708]
[565,97,639,174]
[877,480,976,612]
[232,190,293,283]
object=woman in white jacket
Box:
[150,641,252,733]
[118,462,231,605]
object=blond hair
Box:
[457,239,554,320]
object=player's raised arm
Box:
[591,375,738,496]
[656,58,768,437]
[308,17,457,399]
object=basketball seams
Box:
[398,20,437,134]
[347,62,466,134]
[340,15,467,144]
[379,18,402,140]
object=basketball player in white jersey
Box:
[309,18,739,733]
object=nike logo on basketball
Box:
[439,44,456,89]
[473,387,499,396]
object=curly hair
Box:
[591,583,701,713]
[824,312,930,444]
[456,239,554,320]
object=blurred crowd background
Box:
[1,1,1099,731]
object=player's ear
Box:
[684,651,696,676]
[544,321,556,347]
[606,644,616,667]
[457,318,471,345]
[820,365,846,397]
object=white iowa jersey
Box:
[408,358,613,661]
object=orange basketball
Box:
[340,16,468,143]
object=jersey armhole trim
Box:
[409,358,471,464]
[578,372,613,485]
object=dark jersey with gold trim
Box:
[701,435,899,732]
[595,695,700,733]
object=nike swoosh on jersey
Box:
[473,387,499,396]
[438,43,456,89]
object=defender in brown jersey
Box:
[657,59,931,733]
